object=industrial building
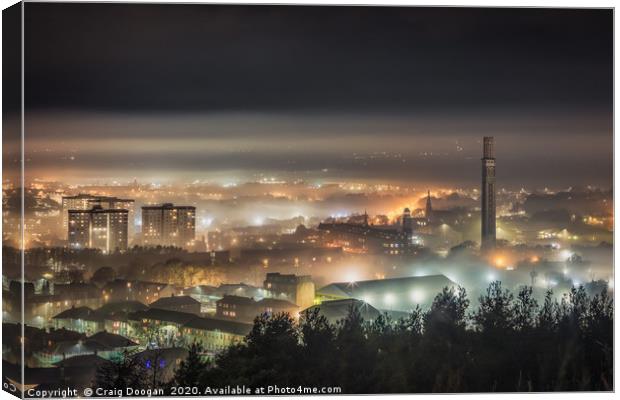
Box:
[316,274,457,312]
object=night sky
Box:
[22,4,613,187]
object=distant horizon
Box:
[11,5,612,189]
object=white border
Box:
[0,1,616,400]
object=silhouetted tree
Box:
[298,308,337,386]
[171,342,210,388]
[94,349,148,390]
[190,282,612,394]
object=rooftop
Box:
[184,317,253,336]
[317,274,457,312]
[53,306,104,322]
[304,299,381,323]
[217,295,256,306]
[318,274,456,298]
[257,298,298,308]
[88,331,138,348]
[128,308,198,325]
[150,295,200,308]
[97,300,148,316]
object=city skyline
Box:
[2,4,613,396]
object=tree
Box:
[196,282,612,393]
[334,304,377,393]
[204,312,301,388]
[172,342,210,388]
[537,290,558,331]
[512,286,538,332]
[419,286,470,392]
[473,281,514,334]
[584,285,613,390]
[94,349,148,390]
[298,308,337,386]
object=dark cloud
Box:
[25,5,612,113]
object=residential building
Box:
[215,295,299,323]
[68,206,128,253]
[62,194,134,241]
[149,295,201,315]
[101,279,177,304]
[182,317,251,353]
[141,203,196,248]
[126,308,252,352]
[52,306,105,334]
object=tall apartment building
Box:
[141,203,196,248]
[62,194,135,241]
[68,206,129,253]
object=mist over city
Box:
[2,3,613,396]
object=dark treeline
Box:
[99,282,613,394]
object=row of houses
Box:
[8,273,314,328]
[52,304,253,353]
[33,330,139,367]
[5,278,180,328]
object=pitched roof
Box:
[304,299,381,323]
[51,339,109,355]
[97,301,148,316]
[216,295,255,306]
[317,274,456,298]
[184,285,217,295]
[150,295,200,307]
[128,308,197,325]
[45,328,87,343]
[317,274,457,312]
[103,279,170,292]
[314,283,351,298]
[52,306,104,322]
[183,317,252,336]
[257,298,298,309]
[88,331,138,348]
